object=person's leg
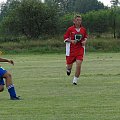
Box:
[73,60,82,85]
[3,72,20,100]
[0,78,5,92]
[75,60,82,77]
[0,67,6,92]
[66,64,73,76]
[66,56,75,76]
[0,85,4,92]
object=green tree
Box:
[0,0,21,36]
[82,10,110,35]
[110,0,120,6]
[45,0,75,15]
[74,0,106,13]
[45,0,107,14]
[115,7,120,38]
[110,0,120,38]
[0,0,20,21]
[0,0,59,38]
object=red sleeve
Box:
[64,27,71,42]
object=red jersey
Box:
[64,25,87,56]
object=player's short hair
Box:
[74,14,82,19]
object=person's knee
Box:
[66,64,73,69]
[3,72,12,79]
[0,85,4,92]
[8,73,12,78]
[76,60,82,67]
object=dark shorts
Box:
[0,67,7,85]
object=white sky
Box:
[98,0,111,6]
[0,0,111,7]
[0,0,7,4]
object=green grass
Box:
[0,52,120,120]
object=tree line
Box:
[0,0,120,40]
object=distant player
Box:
[64,14,88,85]
[0,57,20,100]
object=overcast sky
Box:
[98,0,111,6]
[0,0,111,7]
[0,0,6,4]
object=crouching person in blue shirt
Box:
[0,57,20,100]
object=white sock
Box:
[73,76,79,83]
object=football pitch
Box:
[0,53,120,120]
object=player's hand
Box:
[81,40,87,46]
[8,60,14,65]
[71,40,77,44]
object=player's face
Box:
[73,17,82,27]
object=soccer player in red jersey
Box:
[64,14,88,85]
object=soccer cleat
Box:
[73,82,77,85]
[72,76,78,85]
[10,96,21,100]
[67,69,71,76]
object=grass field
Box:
[0,52,120,120]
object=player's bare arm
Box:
[0,58,14,65]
